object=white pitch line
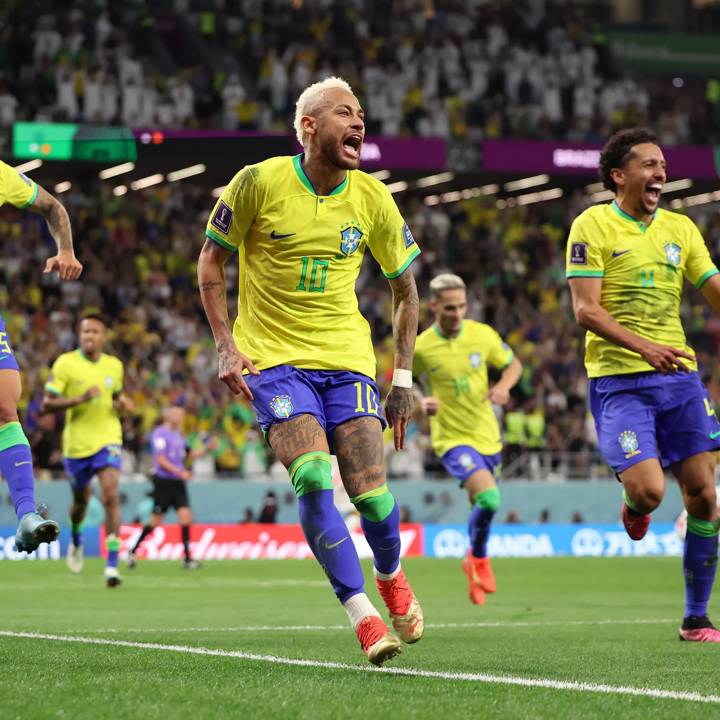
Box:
[0,630,717,706]
[70,618,677,634]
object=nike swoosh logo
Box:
[14,461,32,467]
[611,250,631,258]
[324,537,348,550]
[709,431,720,440]
[430,366,441,373]
[270,230,296,240]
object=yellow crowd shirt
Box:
[45,350,124,458]
[414,320,515,456]
[566,201,718,378]
[205,154,420,379]
[0,159,38,208]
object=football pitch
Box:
[1,557,718,720]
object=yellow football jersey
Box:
[45,350,124,458]
[566,201,718,378]
[205,154,420,379]
[414,320,514,456]
[0,160,37,208]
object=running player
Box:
[0,160,82,552]
[198,76,423,665]
[41,313,133,587]
[414,274,522,604]
[127,404,213,570]
[567,127,720,642]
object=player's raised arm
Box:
[384,267,419,450]
[569,276,693,373]
[31,185,82,280]
[197,238,259,400]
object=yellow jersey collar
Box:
[611,200,656,234]
[433,320,464,340]
[292,154,349,197]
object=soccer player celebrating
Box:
[198,76,423,665]
[41,314,133,587]
[567,127,720,642]
[127,404,212,570]
[414,274,522,604]
[0,160,82,552]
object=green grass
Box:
[0,557,718,719]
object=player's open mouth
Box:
[645,183,662,203]
[342,134,362,159]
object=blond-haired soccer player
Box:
[568,127,720,642]
[198,76,423,665]
[42,314,133,587]
[0,160,82,552]
[414,274,522,604]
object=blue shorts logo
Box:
[618,430,640,459]
[664,242,681,267]
[106,445,122,458]
[270,394,293,419]
[340,225,363,256]
[459,453,475,469]
[469,352,482,368]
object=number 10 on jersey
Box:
[296,257,328,293]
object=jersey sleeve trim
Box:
[382,247,421,279]
[19,182,38,208]
[501,350,515,369]
[205,228,237,252]
[694,267,719,289]
[566,270,604,278]
[44,384,62,395]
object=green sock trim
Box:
[622,489,645,514]
[687,515,720,538]
[288,452,333,497]
[351,483,395,522]
[0,421,30,451]
[106,534,121,552]
[475,486,501,512]
[70,520,84,533]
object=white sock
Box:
[343,593,380,630]
[374,562,401,582]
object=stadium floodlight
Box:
[504,174,549,192]
[13,159,43,173]
[440,190,461,202]
[113,185,128,196]
[585,182,604,194]
[680,190,720,207]
[99,162,135,180]
[54,181,71,194]
[479,184,499,195]
[670,198,684,209]
[424,195,440,206]
[515,187,563,205]
[416,172,454,188]
[370,170,391,181]
[386,181,408,194]
[130,174,164,191]
[660,178,693,193]
[167,164,207,182]
[211,186,226,198]
[591,189,614,203]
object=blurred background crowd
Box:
[0,0,719,146]
[2,0,720,482]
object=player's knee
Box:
[638,486,663,511]
[474,486,501,513]
[351,483,396,522]
[102,492,120,510]
[289,452,333,496]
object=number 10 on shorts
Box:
[354,381,379,415]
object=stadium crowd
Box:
[0,0,719,146]
[4,176,720,480]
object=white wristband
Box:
[392,368,413,389]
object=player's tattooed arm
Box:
[385,268,419,450]
[32,185,82,280]
[198,238,259,399]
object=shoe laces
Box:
[357,616,387,650]
[377,572,412,613]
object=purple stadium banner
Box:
[483,139,720,179]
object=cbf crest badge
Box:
[459,453,475,469]
[618,430,640,459]
[469,352,482,368]
[270,394,293,419]
[664,242,681,267]
[340,225,363,256]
